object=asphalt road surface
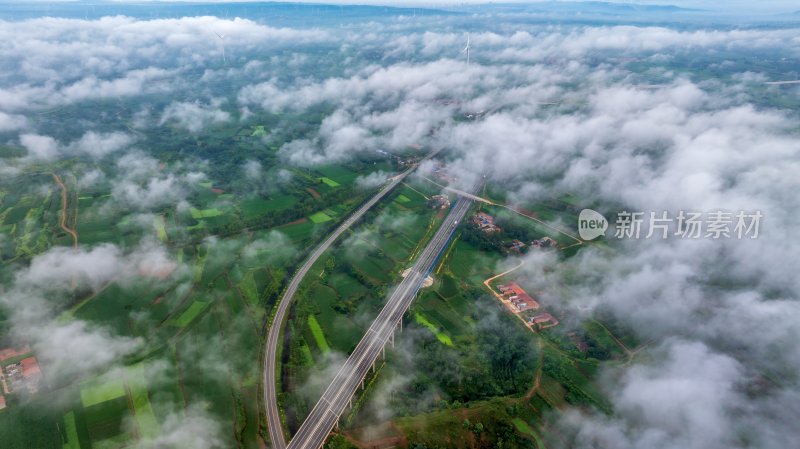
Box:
[285,189,476,449]
[263,166,417,449]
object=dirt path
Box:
[400,181,430,200]
[52,173,78,249]
[482,260,538,332]
[525,339,544,400]
[505,205,583,245]
[591,319,649,365]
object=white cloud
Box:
[0,16,330,111]
[0,240,186,381]
[160,100,231,133]
[135,404,223,449]
[20,133,59,160]
[68,131,135,158]
[18,131,133,161]
[0,111,28,132]
[242,159,262,179]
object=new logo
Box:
[578,209,608,241]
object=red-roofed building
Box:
[20,357,41,380]
[496,282,540,312]
[472,212,500,233]
[529,313,559,330]
[508,239,527,252]
[0,346,30,362]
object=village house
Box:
[529,313,559,330]
[429,194,451,210]
[509,239,527,252]
[496,282,540,312]
[4,356,42,394]
[531,236,558,249]
[472,212,501,233]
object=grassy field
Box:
[278,219,316,242]
[189,207,223,219]
[307,314,331,353]
[153,215,167,242]
[240,195,297,219]
[319,177,340,188]
[414,312,454,346]
[83,396,131,445]
[309,211,333,224]
[172,300,210,327]
[126,364,160,439]
[395,397,537,449]
[238,270,260,307]
[315,165,359,185]
[80,378,126,408]
[62,412,82,449]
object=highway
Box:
[263,165,417,449]
[285,187,477,449]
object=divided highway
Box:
[286,190,477,449]
[263,167,416,449]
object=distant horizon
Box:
[0,0,797,15]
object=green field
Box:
[319,177,340,188]
[127,364,160,439]
[153,215,167,242]
[395,397,536,449]
[238,271,259,306]
[414,312,453,346]
[307,315,331,353]
[80,378,126,408]
[172,301,210,327]
[309,211,333,224]
[251,125,267,137]
[278,220,316,241]
[241,195,297,219]
[83,396,130,444]
[62,412,81,449]
[315,165,359,185]
[189,207,223,219]
[512,417,535,436]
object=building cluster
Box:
[531,236,558,249]
[528,312,559,330]
[497,282,540,312]
[508,239,527,252]
[0,346,43,408]
[496,282,559,330]
[429,194,450,210]
[472,212,501,233]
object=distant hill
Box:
[481,1,703,15]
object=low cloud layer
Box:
[19,131,133,160]
[1,240,182,381]
[0,7,798,449]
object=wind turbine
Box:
[462,34,471,66]
[215,32,226,65]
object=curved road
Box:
[263,166,416,449]
[286,188,477,449]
